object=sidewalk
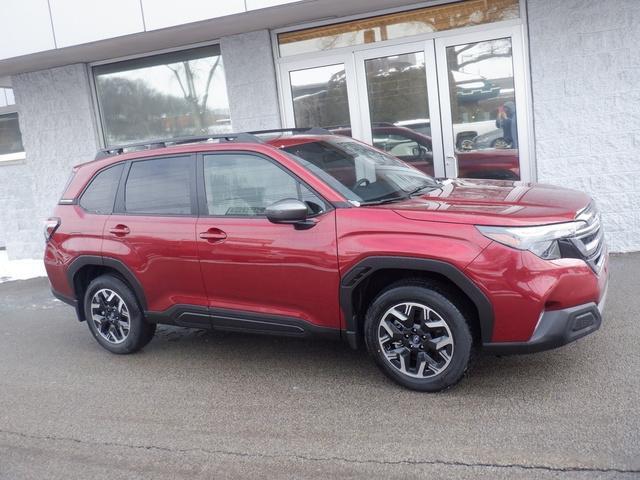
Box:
[0,249,46,283]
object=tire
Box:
[83,274,155,354]
[364,280,473,392]
[491,137,510,149]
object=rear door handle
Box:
[199,228,227,243]
[109,224,130,236]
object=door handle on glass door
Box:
[445,155,459,178]
[109,224,130,236]
[199,228,227,243]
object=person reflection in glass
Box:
[496,101,518,149]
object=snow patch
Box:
[0,250,47,283]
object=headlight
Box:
[476,221,586,260]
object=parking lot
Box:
[0,254,639,480]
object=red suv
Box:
[45,130,609,391]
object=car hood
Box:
[374,178,592,227]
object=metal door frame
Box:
[435,25,533,181]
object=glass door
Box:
[435,26,531,181]
[354,41,444,177]
[278,53,364,139]
[278,25,532,182]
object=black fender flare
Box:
[339,256,494,349]
[66,255,148,314]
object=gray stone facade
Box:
[221,30,281,132]
[3,64,99,259]
[528,0,640,252]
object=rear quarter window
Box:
[79,163,124,214]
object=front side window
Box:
[203,153,326,216]
[80,163,123,214]
[282,139,439,205]
[125,157,194,215]
[94,45,231,147]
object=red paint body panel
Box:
[102,214,207,312]
[465,242,609,342]
[44,205,108,298]
[47,136,608,349]
[196,212,340,328]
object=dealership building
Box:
[0,0,639,260]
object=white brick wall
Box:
[221,30,282,131]
[528,0,640,252]
[2,64,99,260]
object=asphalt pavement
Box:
[0,254,639,479]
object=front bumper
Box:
[483,280,607,355]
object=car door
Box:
[195,151,341,334]
[102,154,208,319]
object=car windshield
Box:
[280,138,439,205]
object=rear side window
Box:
[79,163,124,214]
[125,156,193,215]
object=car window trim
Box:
[196,150,333,219]
[114,153,198,217]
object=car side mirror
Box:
[266,199,315,229]
[412,146,428,158]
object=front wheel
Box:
[364,281,472,392]
[84,274,156,354]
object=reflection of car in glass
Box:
[394,119,431,136]
[471,128,510,150]
[333,125,520,180]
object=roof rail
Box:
[249,127,334,136]
[94,133,263,160]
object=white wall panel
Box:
[49,0,144,48]
[245,0,303,10]
[142,0,245,31]
[0,0,55,60]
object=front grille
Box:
[570,202,606,273]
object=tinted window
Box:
[125,157,193,215]
[79,163,123,214]
[203,154,325,216]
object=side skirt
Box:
[145,305,340,341]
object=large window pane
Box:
[279,0,519,57]
[290,64,350,129]
[445,38,520,180]
[364,52,434,176]
[125,157,193,215]
[94,45,231,147]
[0,112,24,157]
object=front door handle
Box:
[109,224,130,236]
[199,228,227,243]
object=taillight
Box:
[44,217,61,242]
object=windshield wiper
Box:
[360,195,408,206]
[406,183,440,197]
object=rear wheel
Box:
[364,281,472,392]
[84,275,155,354]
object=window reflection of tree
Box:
[98,56,228,145]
